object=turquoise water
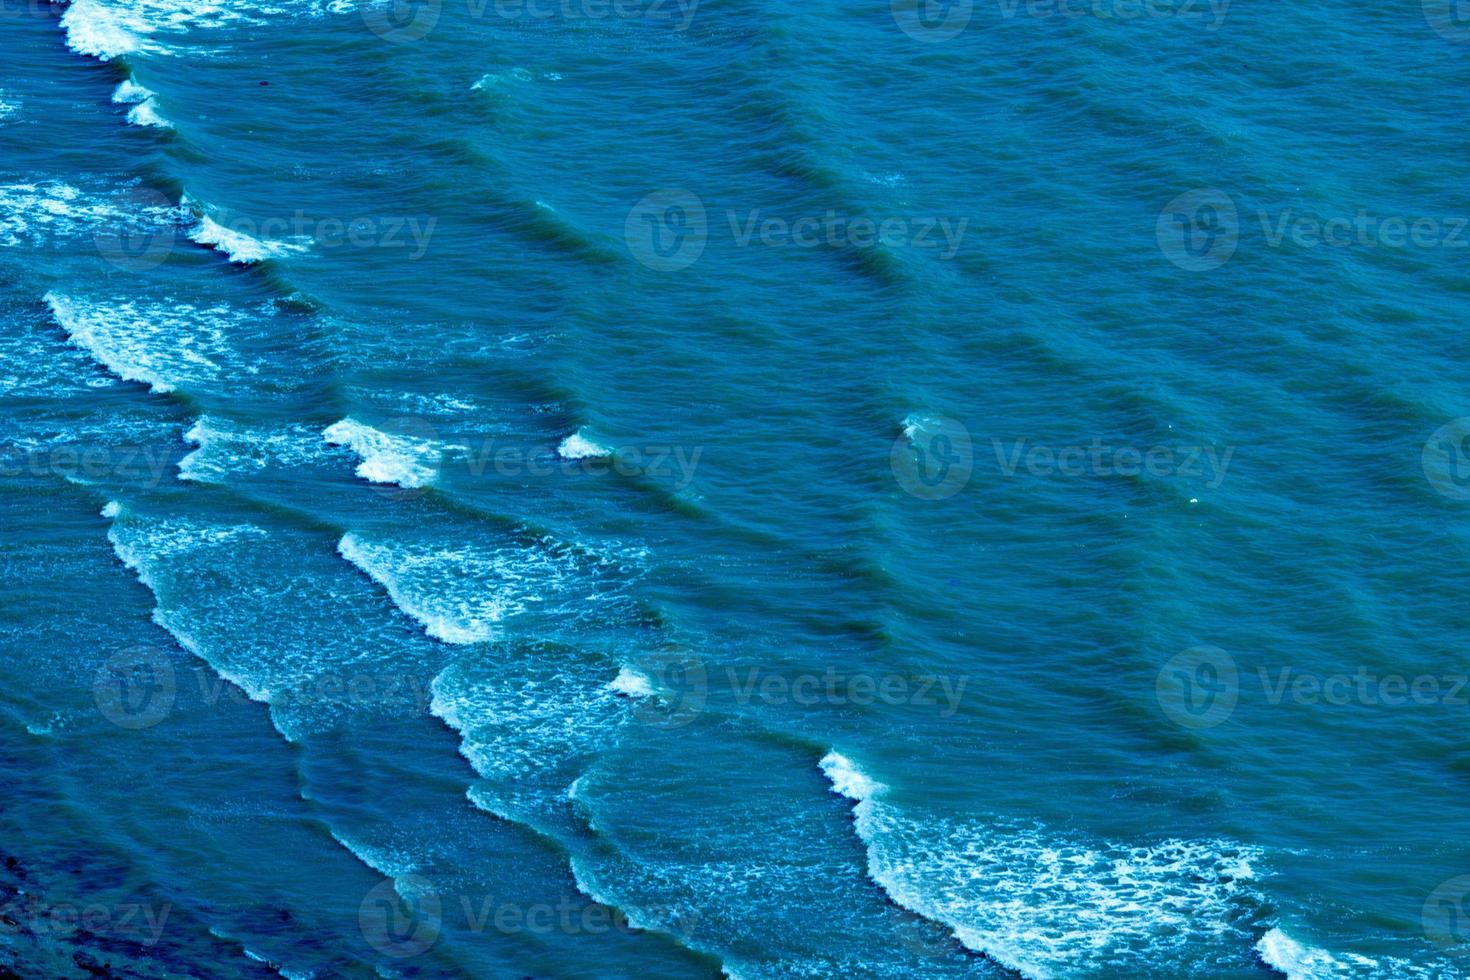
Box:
[3,0,1470,976]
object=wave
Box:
[58,0,155,61]
[338,533,501,645]
[606,666,655,699]
[126,99,172,129]
[0,92,20,121]
[820,751,1264,979]
[0,180,180,249]
[336,529,622,648]
[179,416,322,484]
[429,647,630,826]
[558,428,612,460]
[103,504,276,707]
[110,77,172,128]
[322,418,444,488]
[46,292,233,394]
[185,207,307,264]
[1254,927,1452,980]
[818,751,886,802]
[55,0,336,63]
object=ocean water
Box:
[3,0,1470,977]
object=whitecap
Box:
[823,753,1266,979]
[45,292,232,394]
[322,418,443,488]
[337,533,499,645]
[607,666,655,699]
[188,211,306,264]
[819,750,886,802]
[558,428,611,460]
[126,98,173,129]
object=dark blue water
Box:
[3,0,1470,976]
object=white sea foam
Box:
[607,666,655,699]
[338,533,500,645]
[0,181,179,248]
[188,211,305,264]
[57,0,333,62]
[112,78,152,103]
[59,0,155,60]
[819,751,886,802]
[558,428,611,460]
[46,292,233,394]
[125,98,172,129]
[0,92,19,121]
[821,752,1266,979]
[322,418,443,488]
[336,531,604,646]
[179,416,321,483]
[100,501,121,519]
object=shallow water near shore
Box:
[3,1,1470,977]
